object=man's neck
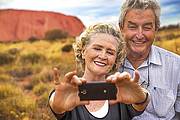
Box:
[127,52,149,69]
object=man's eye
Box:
[144,27,152,31]
[128,25,137,29]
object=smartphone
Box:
[78,81,117,100]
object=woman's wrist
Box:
[134,92,149,105]
[49,91,66,114]
[132,90,150,111]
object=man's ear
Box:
[119,23,123,31]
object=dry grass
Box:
[0,38,74,120]
[0,30,179,119]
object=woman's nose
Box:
[98,50,107,60]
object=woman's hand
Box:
[106,70,148,105]
[50,68,89,114]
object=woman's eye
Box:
[93,47,101,50]
[107,51,114,55]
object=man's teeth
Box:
[133,41,145,44]
[94,61,106,66]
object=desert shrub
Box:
[33,83,49,96]
[28,36,39,42]
[0,96,36,119]
[61,44,72,52]
[36,89,53,108]
[166,33,176,40]
[7,48,21,55]
[0,52,15,65]
[30,67,53,88]
[9,67,33,78]
[38,67,53,83]
[20,53,46,64]
[0,83,21,99]
[0,74,12,83]
[0,83,37,120]
[45,29,68,40]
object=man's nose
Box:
[136,27,144,39]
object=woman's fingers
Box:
[64,71,77,83]
[106,72,131,83]
[78,100,90,106]
[107,71,140,84]
[71,76,86,86]
[109,100,118,105]
[132,70,140,83]
[53,67,61,85]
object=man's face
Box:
[121,9,156,58]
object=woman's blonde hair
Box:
[73,23,126,76]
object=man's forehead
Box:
[125,9,156,22]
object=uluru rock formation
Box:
[0,9,85,42]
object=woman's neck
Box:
[82,70,105,82]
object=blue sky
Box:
[0,0,180,27]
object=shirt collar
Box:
[123,45,162,69]
[149,45,162,66]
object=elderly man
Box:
[119,0,180,119]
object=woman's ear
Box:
[81,48,85,59]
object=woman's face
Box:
[82,33,118,76]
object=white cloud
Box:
[0,0,179,26]
[161,4,178,16]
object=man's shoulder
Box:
[152,45,180,61]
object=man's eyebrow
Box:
[128,21,136,25]
[144,22,153,27]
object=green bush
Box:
[61,44,72,52]
[44,29,68,40]
[0,52,15,65]
[20,53,46,64]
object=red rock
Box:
[0,9,85,42]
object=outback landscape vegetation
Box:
[0,24,180,120]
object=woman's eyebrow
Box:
[93,44,116,52]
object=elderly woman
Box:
[49,23,150,120]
